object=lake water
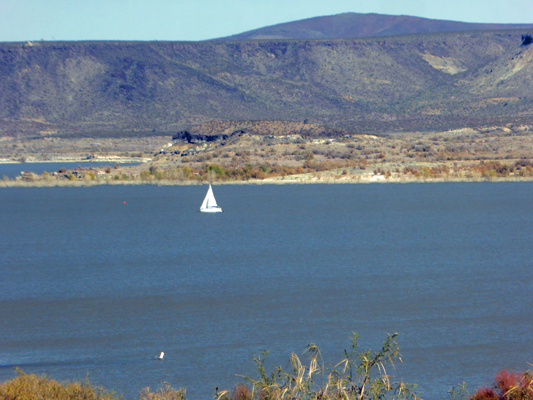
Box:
[1,183,532,400]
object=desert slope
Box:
[1,30,533,138]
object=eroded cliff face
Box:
[1,30,533,138]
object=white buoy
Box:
[158,351,164,360]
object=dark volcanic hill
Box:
[218,12,533,41]
[1,29,533,138]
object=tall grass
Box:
[216,332,420,400]
[138,382,187,400]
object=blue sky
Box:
[1,0,532,42]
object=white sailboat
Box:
[200,184,222,213]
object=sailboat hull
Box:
[200,207,223,213]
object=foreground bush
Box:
[0,369,190,400]
[0,368,119,400]
[216,332,420,400]
[6,338,530,400]
[469,369,533,400]
[139,382,187,400]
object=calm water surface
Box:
[0,183,532,400]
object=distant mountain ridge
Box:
[1,16,533,138]
[217,12,533,41]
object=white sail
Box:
[200,184,222,212]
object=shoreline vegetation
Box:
[2,158,533,187]
[1,333,532,400]
[2,122,533,188]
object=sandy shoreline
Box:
[0,157,150,164]
[2,174,533,188]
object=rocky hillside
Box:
[1,29,533,138]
